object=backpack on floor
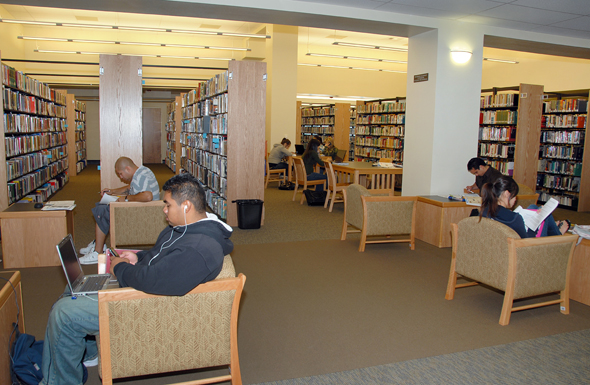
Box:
[303,189,327,206]
[10,324,44,385]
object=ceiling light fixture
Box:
[306,53,406,64]
[19,36,251,51]
[1,19,270,38]
[297,93,379,102]
[34,49,235,61]
[298,63,406,73]
[483,57,519,64]
[332,42,407,52]
[450,50,472,64]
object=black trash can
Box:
[233,199,264,229]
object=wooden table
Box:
[415,196,474,248]
[331,161,403,190]
[0,271,24,385]
[571,238,590,306]
[0,203,74,268]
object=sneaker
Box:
[79,251,99,265]
[83,356,98,367]
[80,241,106,255]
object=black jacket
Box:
[114,217,234,295]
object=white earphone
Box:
[184,205,188,212]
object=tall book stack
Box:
[300,105,335,147]
[165,101,176,172]
[74,100,86,173]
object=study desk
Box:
[0,271,24,385]
[570,238,590,307]
[0,203,74,268]
[331,162,402,190]
[415,196,473,248]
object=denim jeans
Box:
[307,172,327,192]
[41,289,99,385]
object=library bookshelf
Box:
[349,106,356,161]
[62,93,86,176]
[180,61,265,227]
[537,90,590,211]
[299,103,350,156]
[354,97,406,163]
[165,100,177,173]
[1,63,69,211]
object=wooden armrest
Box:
[109,200,165,208]
[510,233,578,248]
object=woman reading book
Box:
[479,175,570,238]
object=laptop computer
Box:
[295,144,305,155]
[56,234,111,295]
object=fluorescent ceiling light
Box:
[484,57,519,64]
[297,93,378,102]
[2,19,270,38]
[333,42,407,52]
[306,52,406,64]
[298,63,406,73]
[34,49,235,61]
[19,36,250,51]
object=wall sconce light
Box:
[450,50,472,64]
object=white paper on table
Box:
[99,194,120,205]
[513,198,559,231]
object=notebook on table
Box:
[56,234,111,295]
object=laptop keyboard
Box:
[78,275,110,292]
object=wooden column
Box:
[99,54,143,190]
[334,102,351,156]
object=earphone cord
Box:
[148,207,189,265]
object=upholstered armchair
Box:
[97,255,246,384]
[515,183,539,209]
[341,184,417,252]
[446,217,577,325]
[109,200,168,249]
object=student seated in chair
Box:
[465,157,503,195]
[268,137,294,170]
[79,157,160,264]
[40,173,234,385]
[302,138,327,191]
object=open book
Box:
[513,198,559,232]
[99,194,120,205]
[41,200,76,211]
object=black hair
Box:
[163,173,206,213]
[467,157,486,171]
[303,139,321,162]
[280,138,291,146]
[479,175,519,220]
[313,135,323,145]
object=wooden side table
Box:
[0,203,74,268]
[415,196,474,248]
[0,271,24,384]
[571,238,590,306]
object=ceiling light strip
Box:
[483,57,519,64]
[306,52,406,64]
[333,42,407,52]
[1,19,270,38]
[34,49,235,61]
[298,63,406,73]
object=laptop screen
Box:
[295,144,305,155]
[57,234,84,291]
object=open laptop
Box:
[295,144,305,155]
[56,234,111,295]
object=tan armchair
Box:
[98,255,246,384]
[446,217,577,325]
[341,184,416,252]
[515,183,539,209]
[109,200,168,249]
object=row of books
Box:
[481,159,514,176]
[181,158,228,199]
[478,126,516,142]
[75,100,86,112]
[480,110,518,125]
[180,133,227,156]
[5,132,68,158]
[479,143,515,159]
[355,125,404,137]
[76,149,86,161]
[537,191,577,207]
[76,141,86,152]
[205,188,227,220]
[2,64,67,105]
[183,148,228,178]
[301,134,333,147]
[166,120,176,132]
[544,99,588,113]
[355,136,403,149]
[542,114,586,128]
[540,145,584,161]
[4,113,66,134]
[538,159,583,177]
[358,100,406,114]
[302,117,334,125]
[18,173,69,204]
[480,93,518,109]
[537,174,581,192]
[75,131,86,142]
[540,130,583,145]
[301,107,334,117]
[75,110,85,121]
[76,122,86,131]
[301,125,334,134]
[3,88,67,118]
[182,94,228,119]
[357,114,405,125]
[8,159,68,204]
[182,71,229,106]
[354,146,403,161]
[165,157,176,173]
[76,160,87,173]
[6,144,67,182]
[166,148,175,161]
[181,115,228,135]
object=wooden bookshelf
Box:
[354,97,406,163]
[180,61,265,226]
[349,106,356,161]
[1,62,69,210]
[63,93,86,176]
[537,90,589,211]
[299,103,350,153]
[165,100,177,173]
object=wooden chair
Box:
[446,217,578,325]
[98,255,245,385]
[265,154,286,188]
[292,157,326,204]
[324,160,351,212]
[109,200,168,249]
[341,184,417,252]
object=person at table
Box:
[302,138,327,192]
[479,175,570,238]
[322,138,339,160]
[465,157,503,194]
[268,138,293,170]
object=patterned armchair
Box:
[341,184,417,252]
[109,200,168,249]
[97,255,246,384]
[446,217,577,325]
